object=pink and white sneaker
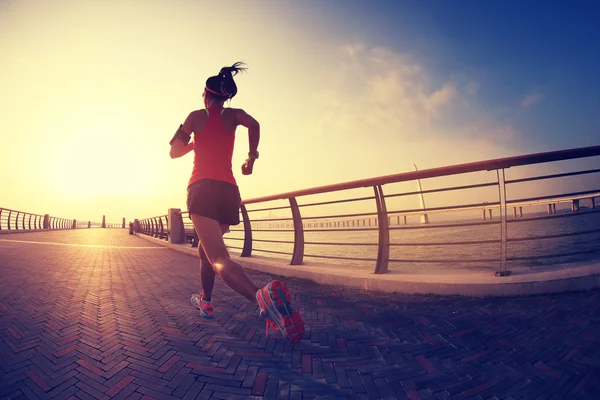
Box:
[190,291,214,319]
[256,280,305,344]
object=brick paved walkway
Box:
[1,230,599,400]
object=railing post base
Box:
[168,209,186,244]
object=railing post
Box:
[374,185,390,274]
[289,197,304,265]
[495,169,510,277]
[134,219,139,233]
[102,215,106,228]
[240,204,253,257]
[168,209,186,244]
[43,214,50,229]
[72,219,77,229]
[159,216,166,240]
[153,218,159,237]
[122,217,126,229]
[8,210,12,230]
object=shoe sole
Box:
[257,280,305,344]
[190,295,214,319]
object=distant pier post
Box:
[72,219,76,229]
[572,199,580,211]
[589,198,596,209]
[519,206,523,217]
[547,204,553,214]
[102,215,106,228]
[513,207,517,218]
[488,209,493,219]
[88,221,91,228]
[404,215,407,225]
[553,204,556,213]
[122,218,126,229]
[482,209,486,220]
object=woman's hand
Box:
[241,158,255,175]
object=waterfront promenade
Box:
[1,229,599,399]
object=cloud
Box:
[312,42,521,153]
[521,92,543,109]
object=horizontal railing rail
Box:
[137,145,600,276]
[243,145,600,204]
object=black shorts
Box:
[186,179,241,226]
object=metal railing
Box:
[136,145,600,276]
[136,215,169,240]
[0,208,46,231]
[241,145,600,275]
[0,207,78,231]
[0,209,126,231]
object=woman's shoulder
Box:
[189,109,209,120]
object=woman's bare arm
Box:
[235,109,260,175]
[170,111,205,158]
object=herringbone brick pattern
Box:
[1,230,599,399]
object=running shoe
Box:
[190,291,214,319]
[256,280,305,344]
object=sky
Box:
[1,0,599,224]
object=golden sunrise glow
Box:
[1,0,561,223]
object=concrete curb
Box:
[134,233,600,297]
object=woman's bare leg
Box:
[190,214,259,304]
[198,224,229,302]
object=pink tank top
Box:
[188,108,236,187]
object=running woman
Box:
[169,62,304,344]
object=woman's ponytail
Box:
[206,61,247,100]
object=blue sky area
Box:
[311,0,600,151]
